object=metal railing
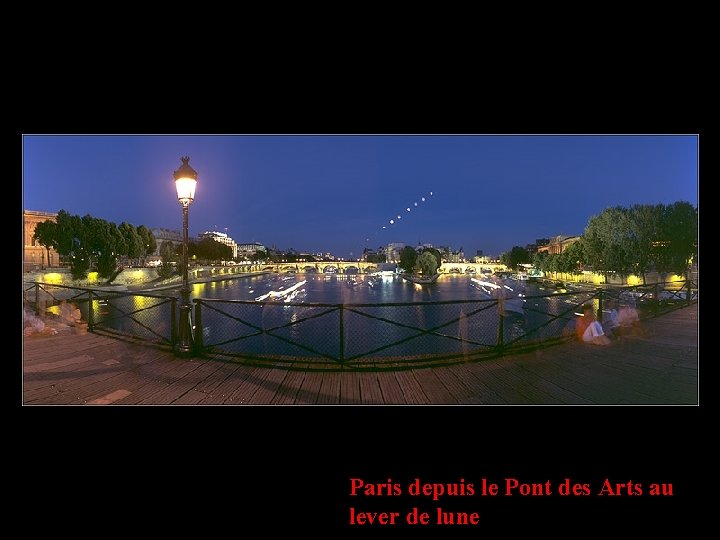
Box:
[23,282,176,347]
[23,278,697,370]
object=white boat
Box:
[401,273,440,285]
[255,280,307,301]
[470,278,525,316]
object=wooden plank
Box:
[339,372,362,405]
[357,372,384,404]
[25,354,97,373]
[294,365,323,404]
[270,368,309,405]
[393,370,430,405]
[136,361,209,404]
[171,389,211,405]
[245,364,291,404]
[24,347,173,403]
[505,360,594,405]
[431,367,483,404]
[376,372,407,404]
[142,360,228,405]
[87,389,132,405]
[316,371,341,404]
[462,360,535,403]
[515,360,598,404]
[195,364,260,404]
[112,360,214,405]
[410,369,456,404]
[23,337,142,365]
[448,363,509,404]
[33,370,140,405]
[191,360,244,395]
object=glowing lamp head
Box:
[173,156,198,205]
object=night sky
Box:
[22,135,697,259]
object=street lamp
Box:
[173,156,198,356]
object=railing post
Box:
[496,312,504,355]
[194,300,203,353]
[87,290,94,331]
[653,283,659,317]
[35,283,43,317]
[170,297,177,346]
[339,304,345,362]
[686,278,692,306]
[597,288,603,323]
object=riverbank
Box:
[23,266,273,294]
[126,270,272,292]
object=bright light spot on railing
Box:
[42,272,63,284]
[132,295,154,310]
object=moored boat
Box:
[401,273,440,285]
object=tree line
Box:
[156,237,234,279]
[33,210,157,280]
[500,202,697,282]
[33,210,238,281]
[399,246,442,276]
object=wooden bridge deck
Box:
[22,304,697,405]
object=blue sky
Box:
[22,135,698,258]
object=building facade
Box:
[386,242,406,263]
[198,231,237,259]
[536,235,580,255]
[23,210,59,272]
[150,228,183,257]
[236,242,266,260]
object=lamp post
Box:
[173,156,198,356]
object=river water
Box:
[171,272,597,363]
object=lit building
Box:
[236,242,266,260]
[151,228,183,257]
[24,210,59,272]
[536,235,580,255]
[386,242,406,263]
[198,231,237,259]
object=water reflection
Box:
[91,273,597,359]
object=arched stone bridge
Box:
[236,261,508,275]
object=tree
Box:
[32,219,57,268]
[136,225,157,265]
[251,249,268,262]
[399,246,418,273]
[81,216,126,278]
[627,204,662,284]
[190,237,233,263]
[365,250,387,264]
[157,240,178,279]
[53,211,91,279]
[532,251,548,273]
[556,240,586,275]
[583,202,697,281]
[119,222,144,264]
[500,246,530,270]
[53,209,78,263]
[583,206,632,277]
[416,251,439,276]
[656,201,697,278]
[420,247,442,269]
